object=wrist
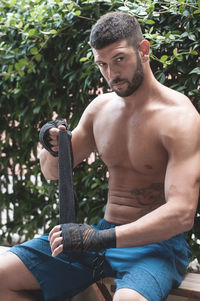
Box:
[61,223,116,253]
[99,228,116,250]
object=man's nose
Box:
[107,65,120,81]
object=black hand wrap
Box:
[39,120,70,157]
[61,223,116,253]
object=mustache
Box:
[109,78,127,86]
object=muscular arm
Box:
[115,110,200,247]
[39,103,96,180]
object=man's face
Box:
[93,40,144,97]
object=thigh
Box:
[0,251,40,291]
[113,288,147,301]
[9,235,105,301]
[114,267,164,301]
[106,236,189,301]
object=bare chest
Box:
[93,109,168,176]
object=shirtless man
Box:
[0,12,200,301]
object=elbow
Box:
[178,209,195,232]
[182,218,194,232]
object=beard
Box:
[109,53,144,97]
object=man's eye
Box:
[116,57,123,62]
[98,62,106,67]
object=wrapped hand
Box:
[49,223,116,256]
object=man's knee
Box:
[113,288,148,301]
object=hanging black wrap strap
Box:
[58,129,76,224]
[39,120,76,224]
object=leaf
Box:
[40,30,57,35]
[35,54,42,61]
[30,47,38,55]
[40,30,52,35]
[189,67,200,75]
[160,55,168,62]
[189,47,198,55]
[14,62,21,71]
[169,34,175,40]
[74,10,81,16]
[145,19,155,25]
[152,11,160,17]
[173,48,178,57]
[80,57,88,62]
[17,21,23,29]
[176,54,183,61]
[183,10,190,16]
[49,29,57,34]
[28,29,36,37]
[193,9,200,14]
[68,3,74,11]
[188,34,196,41]
[7,65,13,74]
[33,106,40,114]
[19,58,28,67]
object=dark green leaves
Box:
[0,0,199,263]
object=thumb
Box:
[58,125,67,131]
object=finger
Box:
[49,227,61,244]
[58,125,66,130]
[51,146,59,153]
[49,128,60,137]
[49,225,61,241]
[49,230,62,246]
[52,244,63,257]
[50,236,63,253]
[50,138,58,146]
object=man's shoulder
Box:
[86,92,116,112]
[91,92,115,104]
[160,84,190,106]
[157,85,198,120]
[155,85,200,146]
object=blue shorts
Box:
[9,219,191,301]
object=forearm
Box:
[39,148,59,180]
[115,201,194,248]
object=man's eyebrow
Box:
[95,59,104,64]
[111,52,125,59]
[95,52,125,64]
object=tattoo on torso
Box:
[130,183,165,206]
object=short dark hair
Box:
[90,12,144,49]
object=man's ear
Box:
[138,40,150,62]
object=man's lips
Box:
[112,80,127,88]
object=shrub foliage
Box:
[0,0,199,261]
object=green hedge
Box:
[0,0,199,262]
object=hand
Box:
[39,120,69,157]
[49,225,63,257]
[48,125,66,153]
[49,223,116,257]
